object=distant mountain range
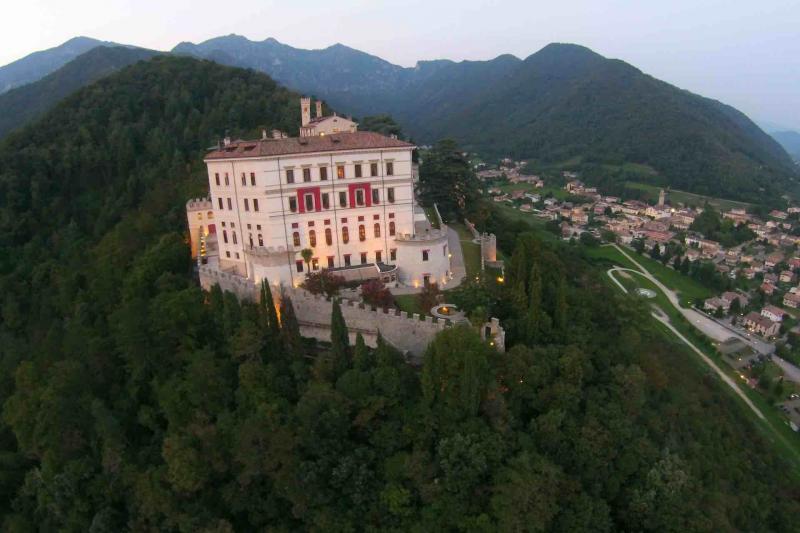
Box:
[771,131,800,161]
[0,36,123,93]
[0,46,158,138]
[1,34,797,201]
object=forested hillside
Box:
[0,46,158,139]
[0,55,799,530]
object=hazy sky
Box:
[2,0,798,130]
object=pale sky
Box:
[2,0,799,130]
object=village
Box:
[479,159,800,430]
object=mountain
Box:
[772,130,800,161]
[0,46,158,138]
[175,36,797,202]
[0,36,123,93]
[2,54,800,531]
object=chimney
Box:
[300,96,311,127]
[315,100,323,118]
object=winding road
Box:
[605,245,766,420]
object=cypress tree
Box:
[261,280,281,340]
[353,332,373,370]
[331,299,350,364]
[279,294,303,356]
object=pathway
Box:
[603,246,767,421]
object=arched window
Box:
[293,232,301,247]
[389,221,396,236]
[374,223,381,238]
[309,230,317,247]
[359,225,366,242]
[325,228,333,245]
[342,226,349,244]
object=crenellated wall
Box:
[198,265,505,360]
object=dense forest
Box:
[0,55,799,530]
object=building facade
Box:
[196,116,451,289]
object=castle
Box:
[187,97,453,290]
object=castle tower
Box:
[658,189,666,207]
[300,97,311,127]
[315,100,323,118]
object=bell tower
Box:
[300,97,311,127]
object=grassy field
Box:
[585,245,713,306]
[625,181,752,211]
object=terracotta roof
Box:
[205,131,410,160]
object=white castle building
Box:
[189,98,452,290]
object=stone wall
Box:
[198,265,505,361]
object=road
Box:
[650,309,765,420]
[609,245,773,355]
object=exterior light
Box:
[497,276,504,283]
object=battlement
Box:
[186,197,212,211]
[244,244,295,257]
[197,264,505,358]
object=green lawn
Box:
[394,294,423,316]
[625,181,752,211]
[585,245,713,306]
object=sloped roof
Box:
[206,131,412,160]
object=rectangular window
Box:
[372,189,380,204]
[304,193,314,212]
[215,173,220,186]
[296,260,304,273]
[289,197,297,212]
[258,234,263,246]
[422,249,429,261]
[241,173,246,186]
[390,248,397,261]
[218,197,223,209]
[250,172,256,186]
[286,169,295,184]
[355,164,362,178]
[337,165,345,179]
[244,199,250,211]
[375,251,382,263]
[344,254,351,266]
[386,161,394,175]
[303,168,311,182]
[232,232,238,245]
[361,252,368,264]
[356,189,365,207]
[253,199,259,212]
[339,191,347,207]
[319,166,328,181]
[388,187,395,203]
[224,173,230,186]
[312,258,319,271]
[226,251,231,258]
[227,198,233,210]
[223,230,228,244]
[370,162,378,177]
[327,256,334,268]
[322,193,330,209]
